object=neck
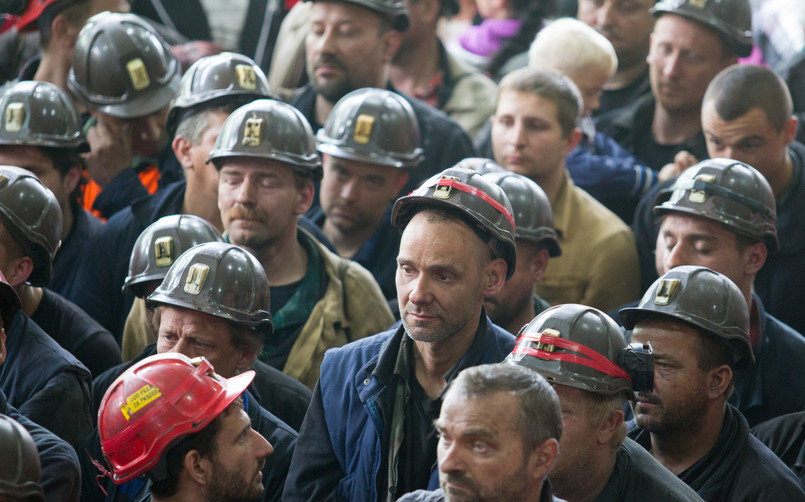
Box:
[766,149,795,198]
[554,450,617,502]
[17,284,43,317]
[182,196,223,233]
[535,167,566,206]
[652,105,702,145]
[323,220,374,259]
[604,60,647,91]
[244,228,308,286]
[649,404,725,475]
[411,310,481,399]
[33,50,71,93]
[390,35,441,96]
[501,302,536,337]
[61,200,74,241]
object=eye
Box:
[472,441,489,454]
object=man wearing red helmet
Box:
[97,353,273,502]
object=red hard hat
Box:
[97,353,254,484]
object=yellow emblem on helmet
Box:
[4,103,24,133]
[353,114,375,144]
[126,58,150,91]
[536,328,562,353]
[689,173,716,203]
[242,114,264,147]
[235,64,257,90]
[654,278,681,306]
[154,236,174,268]
[433,175,458,199]
[184,263,210,295]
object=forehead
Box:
[702,103,776,136]
[0,145,54,167]
[219,157,296,176]
[659,212,737,240]
[652,13,724,49]
[159,306,228,335]
[323,154,397,174]
[496,90,561,122]
[400,210,484,257]
[440,390,520,431]
[631,317,702,353]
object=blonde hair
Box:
[528,17,618,77]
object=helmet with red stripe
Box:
[391,165,517,279]
[506,303,654,399]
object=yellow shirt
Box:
[536,171,640,312]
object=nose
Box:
[234,175,257,206]
[663,243,687,272]
[438,441,464,475]
[340,178,360,201]
[405,274,434,306]
[595,2,616,29]
[252,429,273,458]
[662,52,683,78]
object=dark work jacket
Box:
[31,288,122,378]
[0,310,92,446]
[291,83,476,200]
[731,295,805,427]
[592,438,703,501]
[596,92,708,171]
[79,389,298,502]
[308,204,400,301]
[50,201,103,297]
[0,388,81,502]
[629,404,805,501]
[398,480,561,501]
[67,180,186,341]
[283,315,515,502]
[91,343,311,431]
[593,69,651,124]
[752,411,805,485]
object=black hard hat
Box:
[651,0,753,57]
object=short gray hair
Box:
[446,364,562,449]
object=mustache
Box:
[313,55,346,71]
[636,391,661,405]
[441,473,479,493]
[227,206,267,222]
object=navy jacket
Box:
[752,411,805,485]
[283,316,515,502]
[291,83,476,201]
[0,310,92,446]
[50,202,102,297]
[0,388,81,502]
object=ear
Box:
[295,179,315,215]
[783,115,798,145]
[172,135,195,171]
[529,248,550,283]
[234,346,258,371]
[3,256,34,288]
[528,437,559,481]
[182,448,212,487]
[392,171,409,196]
[380,28,402,63]
[742,241,767,276]
[596,409,625,446]
[481,258,508,297]
[49,13,79,45]
[706,364,733,400]
[564,128,582,155]
[62,165,83,194]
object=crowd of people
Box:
[0,0,804,500]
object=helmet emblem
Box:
[154,236,174,267]
[689,173,716,203]
[654,278,681,306]
[433,175,459,199]
[120,384,162,421]
[353,114,375,144]
[184,263,210,295]
[536,328,561,353]
[242,114,264,147]
[4,102,24,132]
[235,64,257,90]
[126,58,151,91]
[690,0,707,8]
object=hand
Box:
[657,150,699,182]
[83,114,133,188]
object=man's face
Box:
[655,214,750,286]
[99,107,169,157]
[188,112,228,203]
[484,241,544,331]
[548,385,608,496]
[0,146,77,213]
[320,154,408,236]
[306,1,397,104]
[218,158,311,252]
[577,0,655,69]
[648,15,732,115]
[702,102,795,184]
[631,318,711,433]
[397,211,497,344]
[206,402,273,502]
[156,306,251,378]
[436,390,538,502]
[492,90,575,183]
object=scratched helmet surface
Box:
[651,0,753,57]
